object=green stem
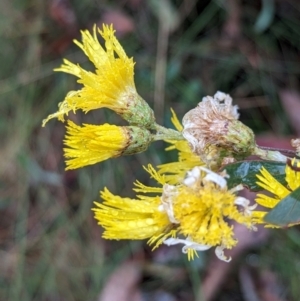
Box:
[253,145,287,162]
[153,123,184,141]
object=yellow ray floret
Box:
[173,172,252,249]
[161,167,255,262]
[170,108,183,132]
[43,24,155,128]
[64,120,153,169]
[93,188,177,246]
[157,109,204,184]
[285,158,300,190]
[64,120,129,169]
[254,158,300,224]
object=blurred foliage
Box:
[1,0,300,300]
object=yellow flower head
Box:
[163,166,255,261]
[253,158,300,224]
[157,109,204,184]
[64,120,152,169]
[93,166,178,247]
[42,24,155,128]
[93,164,255,262]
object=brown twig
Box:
[257,145,296,158]
[154,19,169,125]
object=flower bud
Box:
[120,92,156,129]
[123,126,153,155]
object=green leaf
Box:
[222,160,286,191]
[264,186,300,226]
[254,0,275,33]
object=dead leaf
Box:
[239,266,287,301]
[279,89,300,136]
[47,0,79,53]
[222,0,241,42]
[127,0,143,9]
[256,134,294,150]
[239,265,261,301]
[258,270,286,301]
[99,10,135,37]
[48,0,78,30]
[98,260,142,301]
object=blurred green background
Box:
[1,0,300,300]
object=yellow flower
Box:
[93,166,178,248]
[253,158,300,224]
[93,164,255,262]
[42,24,155,128]
[93,188,176,241]
[64,120,152,169]
[163,166,254,261]
[157,109,204,184]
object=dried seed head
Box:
[182,92,255,165]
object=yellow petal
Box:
[64,121,128,169]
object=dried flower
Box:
[182,91,255,167]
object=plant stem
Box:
[253,145,287,162]
[153,123,184,141]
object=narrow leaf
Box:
[264,186,300,226]
[222,161,286,191]
[254,0,275,33]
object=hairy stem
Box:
[253,145,287,162]
[153,124,184,141]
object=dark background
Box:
[1,0,300,300]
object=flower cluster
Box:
[43,24,300,262]
[43,25,157,169]
[93,165,255,261]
